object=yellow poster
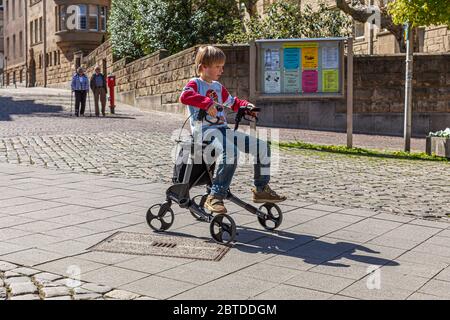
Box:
[302,47,318,69]
[322,69,339,92]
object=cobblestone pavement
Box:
[0,88,449,221]
[0,261,153,300]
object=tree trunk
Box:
[335,0,406,53]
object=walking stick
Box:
[70,90,73,116]
[88,90,92,117]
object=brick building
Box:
[257,0,449,54]
[0,0,4,81]
[2,0,110,88]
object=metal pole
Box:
[347,37,354,149]
[404,23,413,152]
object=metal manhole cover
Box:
[88,232,230,261]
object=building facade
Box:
[257,0,450,55]
[2,0,110,87]
[0,0,4,80]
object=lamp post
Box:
[403,22,413,152]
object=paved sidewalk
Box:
[1,162,449,300]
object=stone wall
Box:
[80,41,449,137]
[82,43,250,116]
[424,26,450,53]
[256,54,450,136]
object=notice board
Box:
[252,38,346,99]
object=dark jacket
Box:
[90,73,107,91]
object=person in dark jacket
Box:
[90,66,108,117]
[71,67,89,116]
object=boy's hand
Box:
[207,104,218,118]
[246,103,259,118]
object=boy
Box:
[180,46,286,214]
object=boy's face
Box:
[201,62,224,82]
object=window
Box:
[89,5,98,31]
[39,17,43,42]
[38,54,42,69]
[54,51,57,65]
[11,0,14,20]
[100,6,107,31]
[354,21,365,39]
[30,21,34,44]
[12,34,16,58]
[79,4,87,30]
[58,51,61,65]
[19,31,23,57]
[34,19,38,43]
[6,37,9,58]
[18,0,21,17]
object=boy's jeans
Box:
[200,126,271,199]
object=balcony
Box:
[55,30,106,50]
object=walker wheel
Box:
[146,202,174,232]
[257,203,283,231]
[210,214,237,245]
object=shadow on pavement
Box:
[0,96,64,121]
[234,226,399,268]
[159,224,399,269]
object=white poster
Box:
[264,71,281,94]
[264,48,280,71]
[322,47,339,69]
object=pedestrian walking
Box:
[71,67,89,117]
[90,66,108,117]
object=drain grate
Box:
[88,232,230,261]
[151,241,177,248]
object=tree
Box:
[108,0,145,59]
[388,0,450,27]
[335,0,408,52]
[108,0,240,59]
[225,1,353,44]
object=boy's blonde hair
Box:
[195,46,226,75]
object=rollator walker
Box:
[146,105,283,245]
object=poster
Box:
[302,47,318,69]
[265,71,281,93]
[322,47,339,69]
[302,70,318,93]
[264,48,280,71]
[322,69,339,92]
[284,71,300,93]
[283,48,300,70]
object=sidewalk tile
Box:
[81,266,148,288]
[254,284,332,300]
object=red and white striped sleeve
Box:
[221,85,249,112]
[179,80,214,110]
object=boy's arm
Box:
[221,86,249,113]
[179,80,214,110]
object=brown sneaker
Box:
[204,195,228,214]
[252,185,287,204]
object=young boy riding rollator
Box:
[180,46,286,214]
